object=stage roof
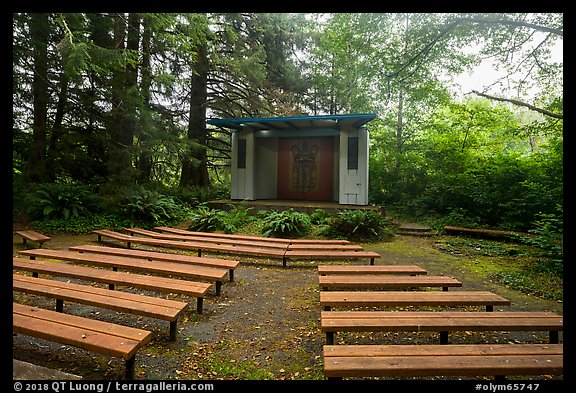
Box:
[207,113,377,131]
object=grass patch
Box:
[433,237,563,302]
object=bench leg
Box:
[486,305,494,312]
[442,287,448,291]
[440,331,449,344]
[169,321,178,341]
[282,257,287,267]
[229,269,234,282]
[109,283,116,290]
[322,306,331,311]
[97,234,102,242]
[197,297,203,314]
[197,249,202,257]
[550,330,559,344]
[369,257,374,265]
[55,299,64,313]
[125,356,136,380]
[32,272,39,278]
[326,332,335,345]
[215,281,222,296]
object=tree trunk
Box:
[394,87,404,176]
[24,13,50,183]
[107,13,138,183]
[180,38,210,188]
[136,14,153,184]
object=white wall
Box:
[338,126,369,205]
[254,137,277,199]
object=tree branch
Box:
[471,90,563,119]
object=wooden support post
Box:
[197,297,203,314]
[169,321,177,341]
[55,299,64,313]
[440,331,449,344]
[550,330,559,344]
[326,332,335,345]
[125,357,136,380]
[215,281,222,296]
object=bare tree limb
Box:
[471,90,563,119]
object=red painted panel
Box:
[277,137,334,201]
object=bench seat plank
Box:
[285,250,381,265]
[13,303,151,379]
[321,311,563,344]
[319,290,511,311]
[125,228,290,250]
[13,257,209,313]
[318,265,427,276]
[20,249,226,295]
[323,344,563,379]
[319,275,462,290]
[69,244,239,281]
[94,230,287,258]
[154,226,350,244]
[15,230,51,245]
[13,274,187,340]
[287,244,363,251]
[13,274,187,320]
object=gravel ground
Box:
[12,233,563,381]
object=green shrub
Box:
[325,209,393,242]
[120,187,184,224]
[27,183,100,220]
[187,205,225,232]
[187,205,254,233]
[259,209,311,238]
[309,208,332,225]
[220,205,254,233]
[517,206,563,276]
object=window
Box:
[347,137,358,170]
[237,139,246,168]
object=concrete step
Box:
[397,223,437,237]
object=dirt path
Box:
[12,233,563,380]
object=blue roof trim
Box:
[207,113,377,130]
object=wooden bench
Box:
[13,274,188,341]
[69,244,239,282]
[319,275,462,291]
[13,303,152,379]
[154,226,351,244]
[94,229,287,260]
[284,250,381,267]
[320,290,511,311]
[19,248,227,296]
[321,310,563,345]
[15,230,51,247]
[13,257,210,313]
[318,265,427,276]
[125,227,291,250]
[129,228,363,251]
[95,229,377,267]
[323,343,563,379]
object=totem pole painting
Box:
[277,137,333,201]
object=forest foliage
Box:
[13,13,563,235]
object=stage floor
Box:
[208,199,383,214]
